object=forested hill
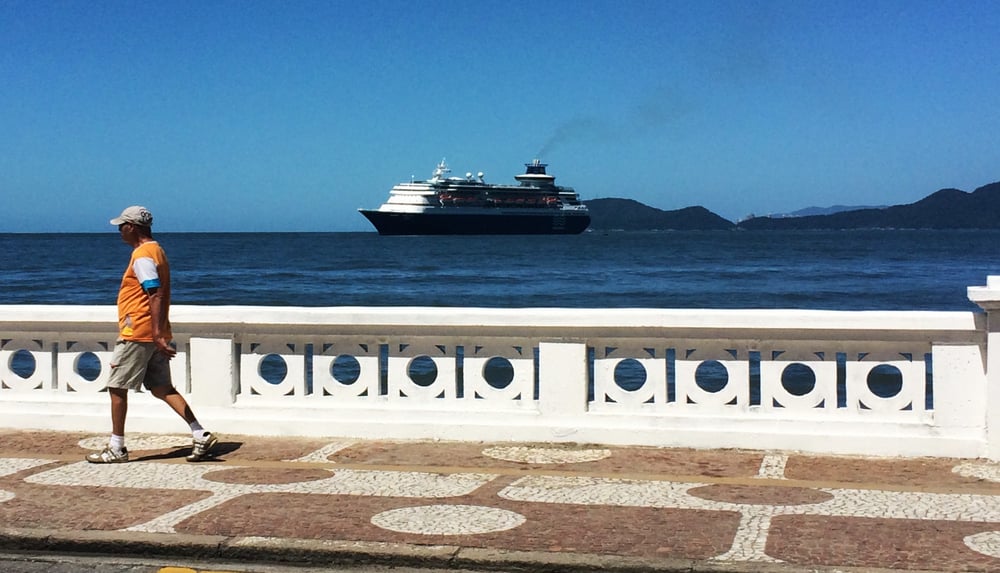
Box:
[585,181,1000,230]
[737,181,1000,230]
[584,198,734,230]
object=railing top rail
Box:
[969,276,1000,310]
[0,304,982,337]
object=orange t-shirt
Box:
[116,241,172,341]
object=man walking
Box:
[87,205,217,463]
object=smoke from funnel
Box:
[536,117,616,158]
[535,88,688,159]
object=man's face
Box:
[118,222,136,244]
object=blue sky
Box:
[2,0,999,232]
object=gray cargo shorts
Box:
[106,340,173,391]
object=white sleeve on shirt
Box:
[132,257,161,290]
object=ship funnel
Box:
[524,160,548,175]
[515,159,556,186]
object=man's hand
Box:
[154,336,177,359]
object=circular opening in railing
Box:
[9,349,36,378]
[76,352,102,382]
[867,364,903,398]
[695,360,728,393]
[614,358,647,391]
[408,355,438,386]
[331,354,361,385]
[780,363,816,396]
[259,354,288,384]
[483,357,514,389]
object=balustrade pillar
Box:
[187,336,237,406]
[537,341,588,418]
[969,276,1000,459]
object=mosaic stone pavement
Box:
[3,431,1000,571]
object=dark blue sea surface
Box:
[0,230,997,310]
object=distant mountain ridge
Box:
[773,204,887,218]
[584,198,733,231]
[585,181,1000,230]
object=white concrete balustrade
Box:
[3,275,1000,459]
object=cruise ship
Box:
[359,159,591,235]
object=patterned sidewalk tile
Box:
[768,515,1000,572]
[0,479,209,530]
[0,431,94,455]
[178,491,742,559]
[785,455,1000,492]
[4,431,1000,570]
[0,431,339,464]
[328,440,766,478]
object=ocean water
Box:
[0,230,997,311]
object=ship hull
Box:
[359,209,590,235]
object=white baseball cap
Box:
[110,205,153,227]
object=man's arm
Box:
[147,287,176,359]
